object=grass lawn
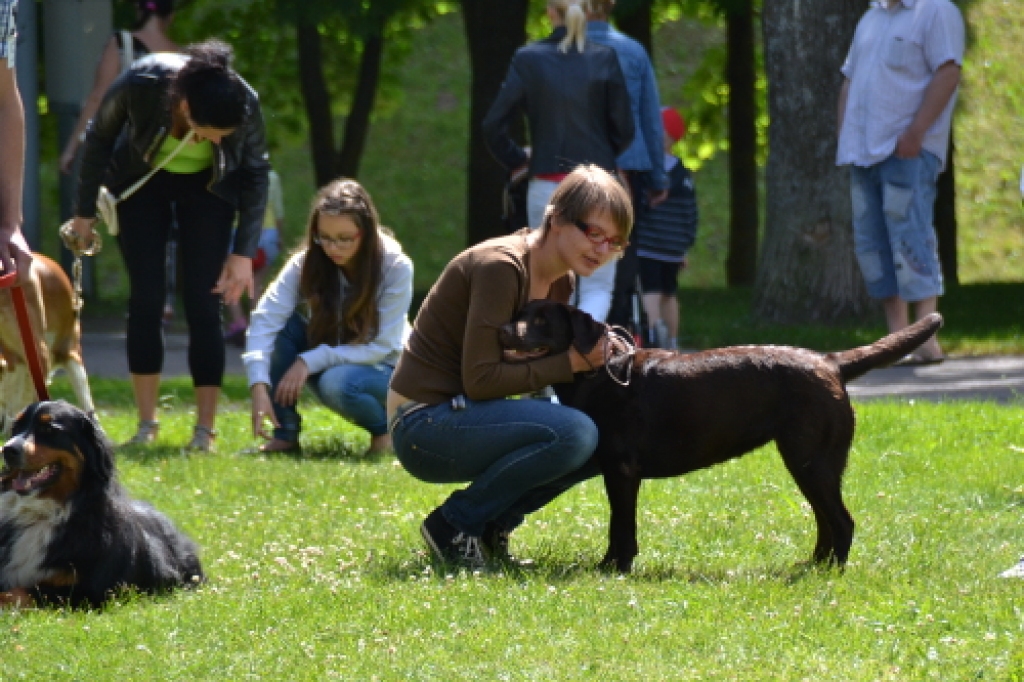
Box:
[1,378,1021,680]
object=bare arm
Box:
[59,37,121,174]
[837,77,851,139]
[0,56,31,281]
[896,61,961,159]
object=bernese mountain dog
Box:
[0,400,204,608]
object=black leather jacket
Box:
[75,53,270,258]
[482,27,634,177]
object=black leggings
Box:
[116,169,235,386]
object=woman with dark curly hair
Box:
[244,178,413,456]
[68,39,270,451]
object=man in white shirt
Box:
[837,0,964,364]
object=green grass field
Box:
[2,379,1022,680]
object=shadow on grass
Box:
[679,282,1024,353]
[369,550,838,585]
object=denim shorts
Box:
[849,152,943,302]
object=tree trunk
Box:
[337,22,385,179]
[613,0,653,56]
[296,20,337,187]
[460,0,529,247]
[725,0,759,286]
[934,132,958,285]
[755,0,872,323]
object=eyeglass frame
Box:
[313,230,363,249]
[572,219,628,252]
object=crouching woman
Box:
[245,179,413,455]
[387,165,633,567]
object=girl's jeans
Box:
[391,396,601,536]
[269,312,392,442]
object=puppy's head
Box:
[498,300,606,362]
[1,400,114,503]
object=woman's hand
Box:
[569,336,608,373]
[213,254,254,306]
[250,383,280,439]
[67,217,99,253]
[273,358,309,407]
[59,143,79,175]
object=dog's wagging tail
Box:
[500,300,942,572]
[0,400,203,608]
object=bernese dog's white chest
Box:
[0,494,70,589]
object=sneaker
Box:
[420,507,486,569]
[481,523,535,568]
[999,557,1024,578]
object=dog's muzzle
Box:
[2,434,27,469]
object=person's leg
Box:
[661,293,680,350]
[879,152,945,359]
[577,258,617,322]
[850,163,899,318]
[391,397,599,537]
[882,295,909,335]
[116,174,174,438]
[310,363,392,453]
[526,178,559,230]
[174,172,236,437]
[264,311,310,447]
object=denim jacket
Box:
[587,21,667,190]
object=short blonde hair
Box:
[543,165,633,240]
[549,0,587,53]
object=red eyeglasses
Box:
[573,219,628,252]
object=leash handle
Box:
[0,269,51,401]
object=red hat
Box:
[661,106,686,142]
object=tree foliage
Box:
[170,0,452,156]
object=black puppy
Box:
[0,400,204,607]
[500,300,942,572]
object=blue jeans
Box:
[391,396,601,536]
[850,152,944,302]
[269,313,392,441]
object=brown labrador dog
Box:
[499,300,942,572]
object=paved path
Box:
[77,321,1024,402]
[81,329,246,381]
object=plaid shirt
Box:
[0,0,16,67]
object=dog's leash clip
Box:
[59,220,103,313]
[603,325,637,387]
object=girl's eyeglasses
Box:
[573,219,627,252]
[313,232,361,249]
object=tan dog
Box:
[0,254,95,434]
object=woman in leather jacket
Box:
[68,39,270,451]
[482,0,634,324]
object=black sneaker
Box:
[420,507,486,569]
[481,522,535,568]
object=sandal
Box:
[896,352,947,367]
[123,420,160,446]
[185,425,217,453]
[258,438,300,453]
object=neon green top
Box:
[153,133,214,174]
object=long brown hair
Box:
[299,179,385,347]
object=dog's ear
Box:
[9,402,40,438]
[569,307,606,355]
[71,404,115,486]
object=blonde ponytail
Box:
[551,0,588,53]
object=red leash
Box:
[0,270,50,401]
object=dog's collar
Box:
[601,326,637,386]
